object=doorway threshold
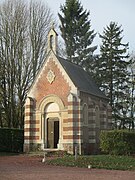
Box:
[43,148,59,152]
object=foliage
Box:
[100,130,135,155]
[0,152,19,156]
[46,155,135,170]
[58,0,97,70]
[0,128,24,152]
[127,54,135,129]
[0,0,53,128]
[96,22,129,128]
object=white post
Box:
[75,145,78,161]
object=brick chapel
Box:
[24,27,112,155]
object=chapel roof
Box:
[57,55,107,99]
[28,26,107,100]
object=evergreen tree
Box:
[58,0,96,68]
[128,54,135,129]
[98,22,129,128]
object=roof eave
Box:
[79,89,109,100]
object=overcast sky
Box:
[45,0,135,53]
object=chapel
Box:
[24,27,112,155]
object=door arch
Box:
[45,103,60,149]
[38,95,64,149]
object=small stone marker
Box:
[88,165,92,169]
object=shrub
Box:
[0,128,24,153]
[100,130,135,155]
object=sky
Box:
[0,0,134,53]
[45,0,135,53]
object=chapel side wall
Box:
[107,105,112,129]
[80,92,96,154]
[80,92,111,154]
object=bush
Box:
[0,128,24,153]
[100,130,135,155]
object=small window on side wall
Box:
[95,106,100,128]
[83,104,88,125]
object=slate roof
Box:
[57,56,107,99]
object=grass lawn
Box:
[1,152,135,171]
[46,155,135,171]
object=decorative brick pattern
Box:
[24,128,39,132]
[31,58,71,107]
[25,120,40,125]
[24,136,39,140]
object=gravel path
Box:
[0,155,135,180]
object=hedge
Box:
[0,128,24,153]
[100,130,135,155]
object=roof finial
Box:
[47,22,58,54]
[51,21,55,29]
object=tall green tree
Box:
[128,54,135,129]
[98,22,129,128]
[58,0,96,68]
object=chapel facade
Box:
[23,27,112,155]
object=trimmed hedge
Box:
[0,128,24,153]
[100,130,135,155]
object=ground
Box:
[0,155,135,180]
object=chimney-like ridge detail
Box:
[47,25,58,54]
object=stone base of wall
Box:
[24,142,100,155]
[93,142,100,154]
[23,143,42,153]
[62,143,82,155]
[63,143,74,154]
[81,143,100,155]
[23,143,30,153]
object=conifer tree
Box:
[128,55,135,129]
[98,22,129,128]
[58,0,96,68]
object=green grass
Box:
[46,155,135,171]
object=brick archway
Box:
[38,94,65,113]
[38,95,65,149]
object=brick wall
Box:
[32,58,71,107]
[80,92,111,154]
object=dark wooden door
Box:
[47,119,59,148]
[47,120,54,148]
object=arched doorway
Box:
[47,117,59,148]
[38,95,65,150]
[45,102,60,149]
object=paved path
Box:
[0,155,135,180]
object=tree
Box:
[98,22,129,128]
[0,0,53,128]
[128,54,135,129]
[29,0,53,79]
[58,0,96,69]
